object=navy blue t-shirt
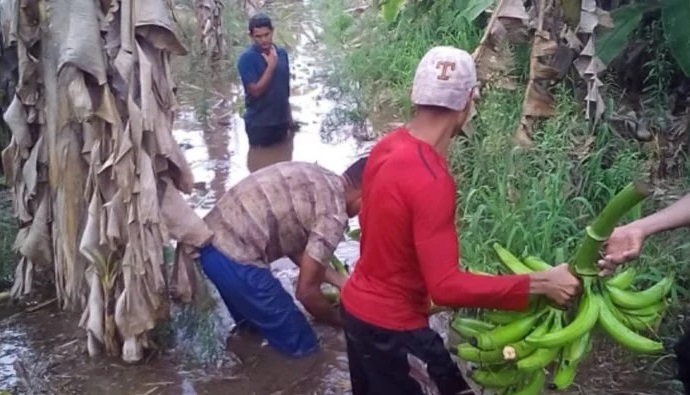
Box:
[237,44,291,129]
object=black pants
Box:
[246,122,290,148]
[342,306,472,395]
[675,329,690,394]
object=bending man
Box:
[340,46,582,395]
[200,159,366,358]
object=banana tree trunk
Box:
[1,0,206,363]
[195,0,226,76]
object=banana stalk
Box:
[571,182,652,276]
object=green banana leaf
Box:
[456,0,494,24]
[662,0,690,77]
[381,0,407,23]
[595,2,652,66]
[561,0,582,28]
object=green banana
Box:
[513,369,546,394]
[605,267,637,289]
[469,367,524,389]
[483,309,533,325]
[492,243,533,275]
[455,343,504,364]
[563,331,592,366]
[619,300,668,317]
[329,256,349,275]
[451,317,495,339]
[347,228,361,240]
[483,303,538,325]
[550,358,578,390]
[471,309,547,350]
[522,255,552,272]
[502,311,554,361]
[549,331,592,389]
[605,275,674,310]
[597,295,665,354]
[322,290,340,305]
[525,287,599,348]
[516,313,563,371]
[602,293,658,331]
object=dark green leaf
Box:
[456,0,494,24]
[662,0,690,76]
[594,2,654,66]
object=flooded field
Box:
[2,0,379,394]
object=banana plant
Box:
[595,0,690,77]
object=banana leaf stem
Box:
[571,182,652,276]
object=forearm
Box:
[323,266,347,289]
[290,254,346,289]
[249,64,277,97]
[298,288,344,328]
[635,192,690,237]
[428,271,531,311]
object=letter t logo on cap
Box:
[436,61,456,81]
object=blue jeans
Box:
[198,244,319,358]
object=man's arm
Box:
[289,253,347,289]
[411,178,579,309]
[294,253,344,328]
[633,192,690,237]
[597,192,690,273]
[238,49,277,98]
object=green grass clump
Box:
[318,0,483,122]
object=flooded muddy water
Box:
[1,1,381,394]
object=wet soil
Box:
[0,0,683,394]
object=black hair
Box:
[248,12,273,33]
[343,156,368,189]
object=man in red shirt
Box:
[340,46,582,395]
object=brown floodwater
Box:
[2,0,381,394]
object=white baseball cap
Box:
[410,46,478,111]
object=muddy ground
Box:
[0,0,684,394]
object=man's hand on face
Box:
[596,224,646,276]
[262,45,278,68]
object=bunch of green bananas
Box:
[450,243,672,393]
[448,182,674,394]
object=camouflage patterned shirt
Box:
[203,161,349,269]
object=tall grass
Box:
[318,0,483,122]
[317,0,690,344]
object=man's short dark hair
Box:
[343,156,368,189]
[249,12,273,33]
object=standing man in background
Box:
[237,12,298,173]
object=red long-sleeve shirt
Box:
[341,128,531,331]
